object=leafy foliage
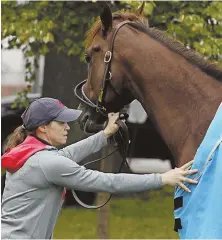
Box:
[1,1,100,106]
[1,1,222,106]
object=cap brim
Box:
[54,108,82,122]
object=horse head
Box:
[76,3,146,133]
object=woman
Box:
[1,97,198,239]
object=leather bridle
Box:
[73,21,132,209]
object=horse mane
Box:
[85,11,222,81]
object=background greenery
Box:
[2,1,222,106]
[54,186,177,239]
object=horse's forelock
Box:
[85,11,148,49]
[85,17,101,49]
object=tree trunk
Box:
[96,147,114,239]
[96,151,109,240]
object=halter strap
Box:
[97,20,132,114]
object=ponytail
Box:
[4,126,34,153]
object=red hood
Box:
[1,136,47,173]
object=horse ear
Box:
[136,1,145,16]
[100,2,113,37]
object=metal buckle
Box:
[104,51,112,63]
[96,105,106,113]
[107,71,112,80]
[101,106,106,112]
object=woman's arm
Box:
[58,131,108,163]
[39,155,197,193]
[39,155,162,193]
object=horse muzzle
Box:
[77,103,106,134]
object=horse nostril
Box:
[78,112,90,130]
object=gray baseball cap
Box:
[21,97,82,130]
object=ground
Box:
[54,186,178,239]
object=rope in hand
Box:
[71,113,131,209]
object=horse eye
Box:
[85,54,91,64]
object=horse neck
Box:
[119,32,222,166]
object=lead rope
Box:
[71,119,130,209]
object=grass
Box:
[54,186,179,239]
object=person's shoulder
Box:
[37,149,75,169]
[32,147,57,160]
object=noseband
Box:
[74,20,131,116]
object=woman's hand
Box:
[103,112,121,137]
[161,160,198,192]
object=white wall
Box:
[1,48,44,93]
[1,49,25,86]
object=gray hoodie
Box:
[1,131,162,239]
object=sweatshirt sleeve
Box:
[39,155,163,193]
[57,131,108,163]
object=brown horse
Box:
[76,6,222,168]
[75,4,222,238]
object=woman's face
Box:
[45,121,70,147]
